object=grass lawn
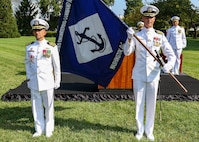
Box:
[0,36,198,142]
[182,37,199,79]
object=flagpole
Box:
[133,34,188,93]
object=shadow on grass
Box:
[16,71,26,76]
[0,106,71,132]
[0,106,33,131]
[56,118,136,134]
[0,106,136,134]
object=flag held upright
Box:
[56,0,128,87]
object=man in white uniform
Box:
[124,5,175,141]
[166,16,187,75]
[25,18,61,138]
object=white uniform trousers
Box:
[31,89,54,134]
[133,79,159,136]
[172,48,182,75]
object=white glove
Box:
[126,27,135,39]
[54,83,60,89]
[162,63,172,73]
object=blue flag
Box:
[56,0,128,87]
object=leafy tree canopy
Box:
[123,0,199,37]
[15,0,38,35]
[0,0,20,38]
[103,0,115,6]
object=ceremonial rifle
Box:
[133,34,188,93]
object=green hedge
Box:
[46,31,57,37]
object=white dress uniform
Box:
[25,39,61,136]
[166,16,187,75]
[25,40,61,91]
[124,27,175,138]
[25,18,61,137]
[124,5,176,140]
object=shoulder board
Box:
[155,30,164,35]
[26,41,34,46]
[47,42,56,47]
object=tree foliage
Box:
[0,0,20,38]
[188,4,199,38]
[151,0,190,28]
[123,0,199,38]
[103,0,115,6]
[13,0,199,38]
[151,0,199,37]
[15,0,38,36]
[38,0,62,18]
[37,0,114,30]
[37,0,63,31]
[14,0,116,33]
[123,0,143,27]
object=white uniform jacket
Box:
[166,25,187,49]
[25,39,61,91]
[124,27,176,82]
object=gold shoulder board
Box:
[155,30,164,35]
[26,41,34,46]
[47,42,56,47]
